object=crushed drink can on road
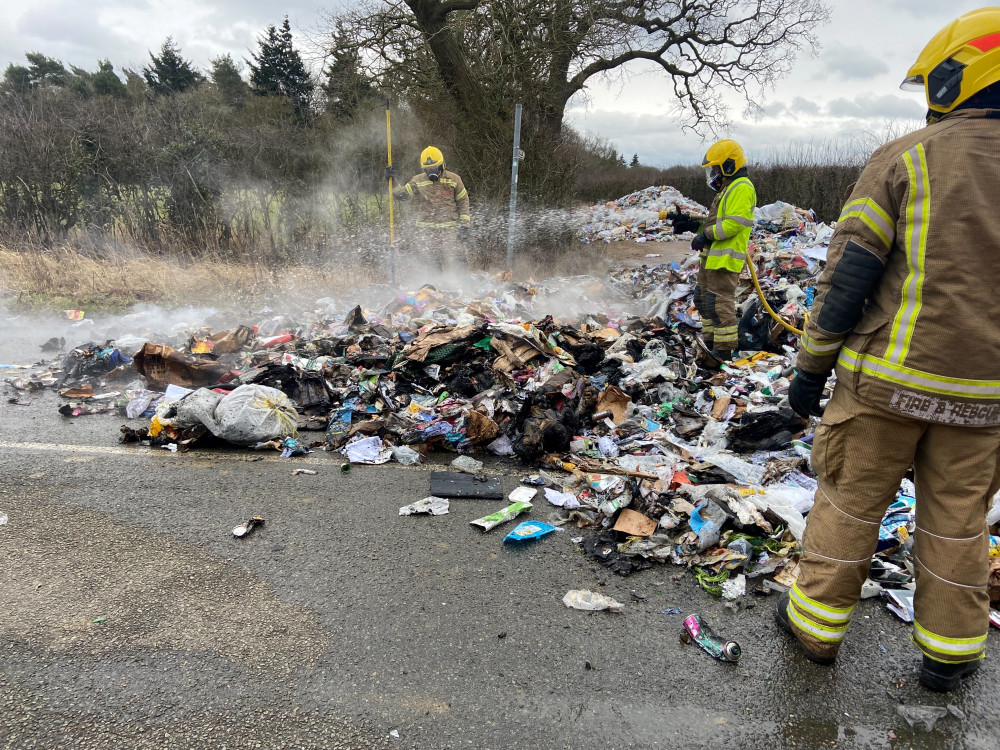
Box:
[680,613,741,663]
[232,515,265,538]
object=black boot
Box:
[920,656,981,692]
[774,592,836,666]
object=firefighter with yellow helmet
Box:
[691,139,757,364]
[390,146,472,271]
[778,7,1000,692]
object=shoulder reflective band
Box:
[838,198,895,252]
[815,240,886,335]
[838,347,1000,398]
[886,143,930,366]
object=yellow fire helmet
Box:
[701,139,746,177]
[420,146,444,170]
[901,7,1000,114]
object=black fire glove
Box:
[458,226,471,245]
[788,369,829,418]
[691,230,710,251]
[384,166,397,181]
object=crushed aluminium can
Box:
[680,613,741,663]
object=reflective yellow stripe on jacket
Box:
[838,347,1000,398]
[704,177,757,274]
[886,143,930,366]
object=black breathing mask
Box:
[425,166,443,182]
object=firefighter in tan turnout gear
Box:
[691,139,757,365]
[391,146,471,271]
[778,7,1000,692]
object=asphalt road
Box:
[1,321,999,750]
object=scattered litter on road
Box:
[681,614,741,663]
[292,468,318,475]
[562,589,625,613]
[451,455,484,476]
[0,512,7,526]
[399,497,450,516]
[430,471,503,499]
[504,521,557,545]
[9,183,995,625]
[896,704,963,732]
[232,515,266,538]
[470,498,534,531]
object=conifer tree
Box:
[143,37,203,95]
[248,17,314,123]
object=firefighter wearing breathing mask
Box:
[691,139,757,365]
[391,146,472,271]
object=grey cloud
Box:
[881,0,981,16]
[762,101,787,117]
[791,96,821,115]
[565,105,925,168]
[0,0,335,73]
[826,94,924,120]
[819,41,890,81]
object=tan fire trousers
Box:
[788,384,1000,663]
[695,264,739,352]
[413,227,467,272]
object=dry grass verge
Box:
[0,246,383,312]
[0,240,608,313]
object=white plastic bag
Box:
[391,445,422,465]
[750,487,808,540]
[562,590,624,613]
[211,385,298,445]
[988,490,1000,526]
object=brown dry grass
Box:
[0,237,610,312]
[0,245,384,311]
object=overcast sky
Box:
[0,0,988,166]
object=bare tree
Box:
[326,0,829,199]
[331,1,829,131]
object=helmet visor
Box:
[704,166,716,188]
[900,74,925,92]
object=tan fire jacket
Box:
[797,108,1000,425]
[395,170,471,229]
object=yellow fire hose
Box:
[745,247,806,336]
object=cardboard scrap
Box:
[613,509,658,537]
[596,385,630,425]
[466,409,500,443]
[405,326,480,363]
[132,343,229,390]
